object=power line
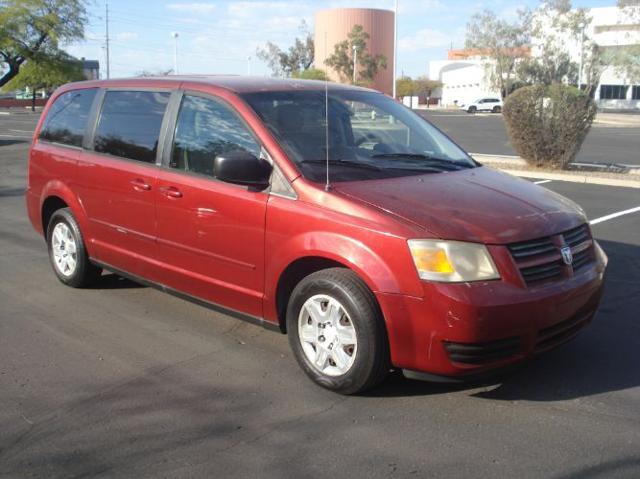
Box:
[105,1,110,79]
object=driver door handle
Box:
[130,178,151,191]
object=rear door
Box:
[150,92,269,317]
[77,89,172,276]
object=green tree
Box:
[517,1,591,89]
[292,68,328,81]
[465,10,530,98]
[256,21,314,76]
[0,0,87,87]
[324,25,387,85]
[395,76,416,97]
[4,53,85,110]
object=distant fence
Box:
[0,98,48,109]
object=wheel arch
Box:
[275,256,348,333]
[39,180,95,256]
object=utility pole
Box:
[392,0,398,98]
[105,1,110,79]
[578,23,586,90]
[353,45,358,84]
[172,32,179,74]
[247,56,251,75]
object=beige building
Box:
[314,8,395,96]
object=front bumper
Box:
[376,259,606,378]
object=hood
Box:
[334,166,586,244]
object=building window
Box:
[600,85,628,100]
[632,86,640,100]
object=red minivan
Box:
[27,77,607,393]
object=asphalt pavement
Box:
[418,110,640,167]
[1,115,640,478]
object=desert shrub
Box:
[502,84,596,169]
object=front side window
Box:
[170,94,261,177]
[242,89,474,183]
[94,90,170,163]
[39,88,97,147]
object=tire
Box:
[467,106,477,114]
[492,105,502,113]
[286,268,390,394]
[46,208,102,288]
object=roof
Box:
[63,75,377,95]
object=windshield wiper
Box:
[371,153,472,170]
[299,159,382,171]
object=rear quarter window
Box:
[39,89,97,147]
[94,90,170,163]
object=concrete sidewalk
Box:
[472,153,640,189]
[594,112,640,127]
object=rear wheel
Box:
[467,106,477,114]
[286,268,389,394]
[47,208,102,287]
[492,105,502,113]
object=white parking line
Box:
[589,206,640,225]
[9,129,33,133]
[0,134,31,138]
[534,180,552,185]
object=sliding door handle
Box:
[160,186,183,199]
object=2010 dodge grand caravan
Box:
[27,76,607,394]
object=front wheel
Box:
[286,268,390,394]
[47,208,102,287]
[467,106,477,114]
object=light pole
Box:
[247,56,251,75]
[577,23,586,89]
[393,0,398,98]
[171,32,179,75]
[353,45,358,84]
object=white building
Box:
[429,6,640,110]
[429,59,498,107]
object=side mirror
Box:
[213,150,272,190]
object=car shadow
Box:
[370,238,640,401]
[0,187,25,198]
[0,139,28,147]
[89,272,146,290]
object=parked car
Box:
[460,97,503,113]
[27,77,607,394]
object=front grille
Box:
[535,311,592,352]
[563,224,590,248]
[508,224,595,287]
[444,337,521,365]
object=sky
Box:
[66,0,617,79]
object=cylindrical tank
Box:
[315,8,395,95]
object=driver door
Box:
[151,92,268,318]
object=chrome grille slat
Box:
[508,224,595,286]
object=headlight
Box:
[408,239,500,282]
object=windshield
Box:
[241,89,476,183]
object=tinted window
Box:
[39,89,97,147]
[170,94,261,177]
[94,90,170,163]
